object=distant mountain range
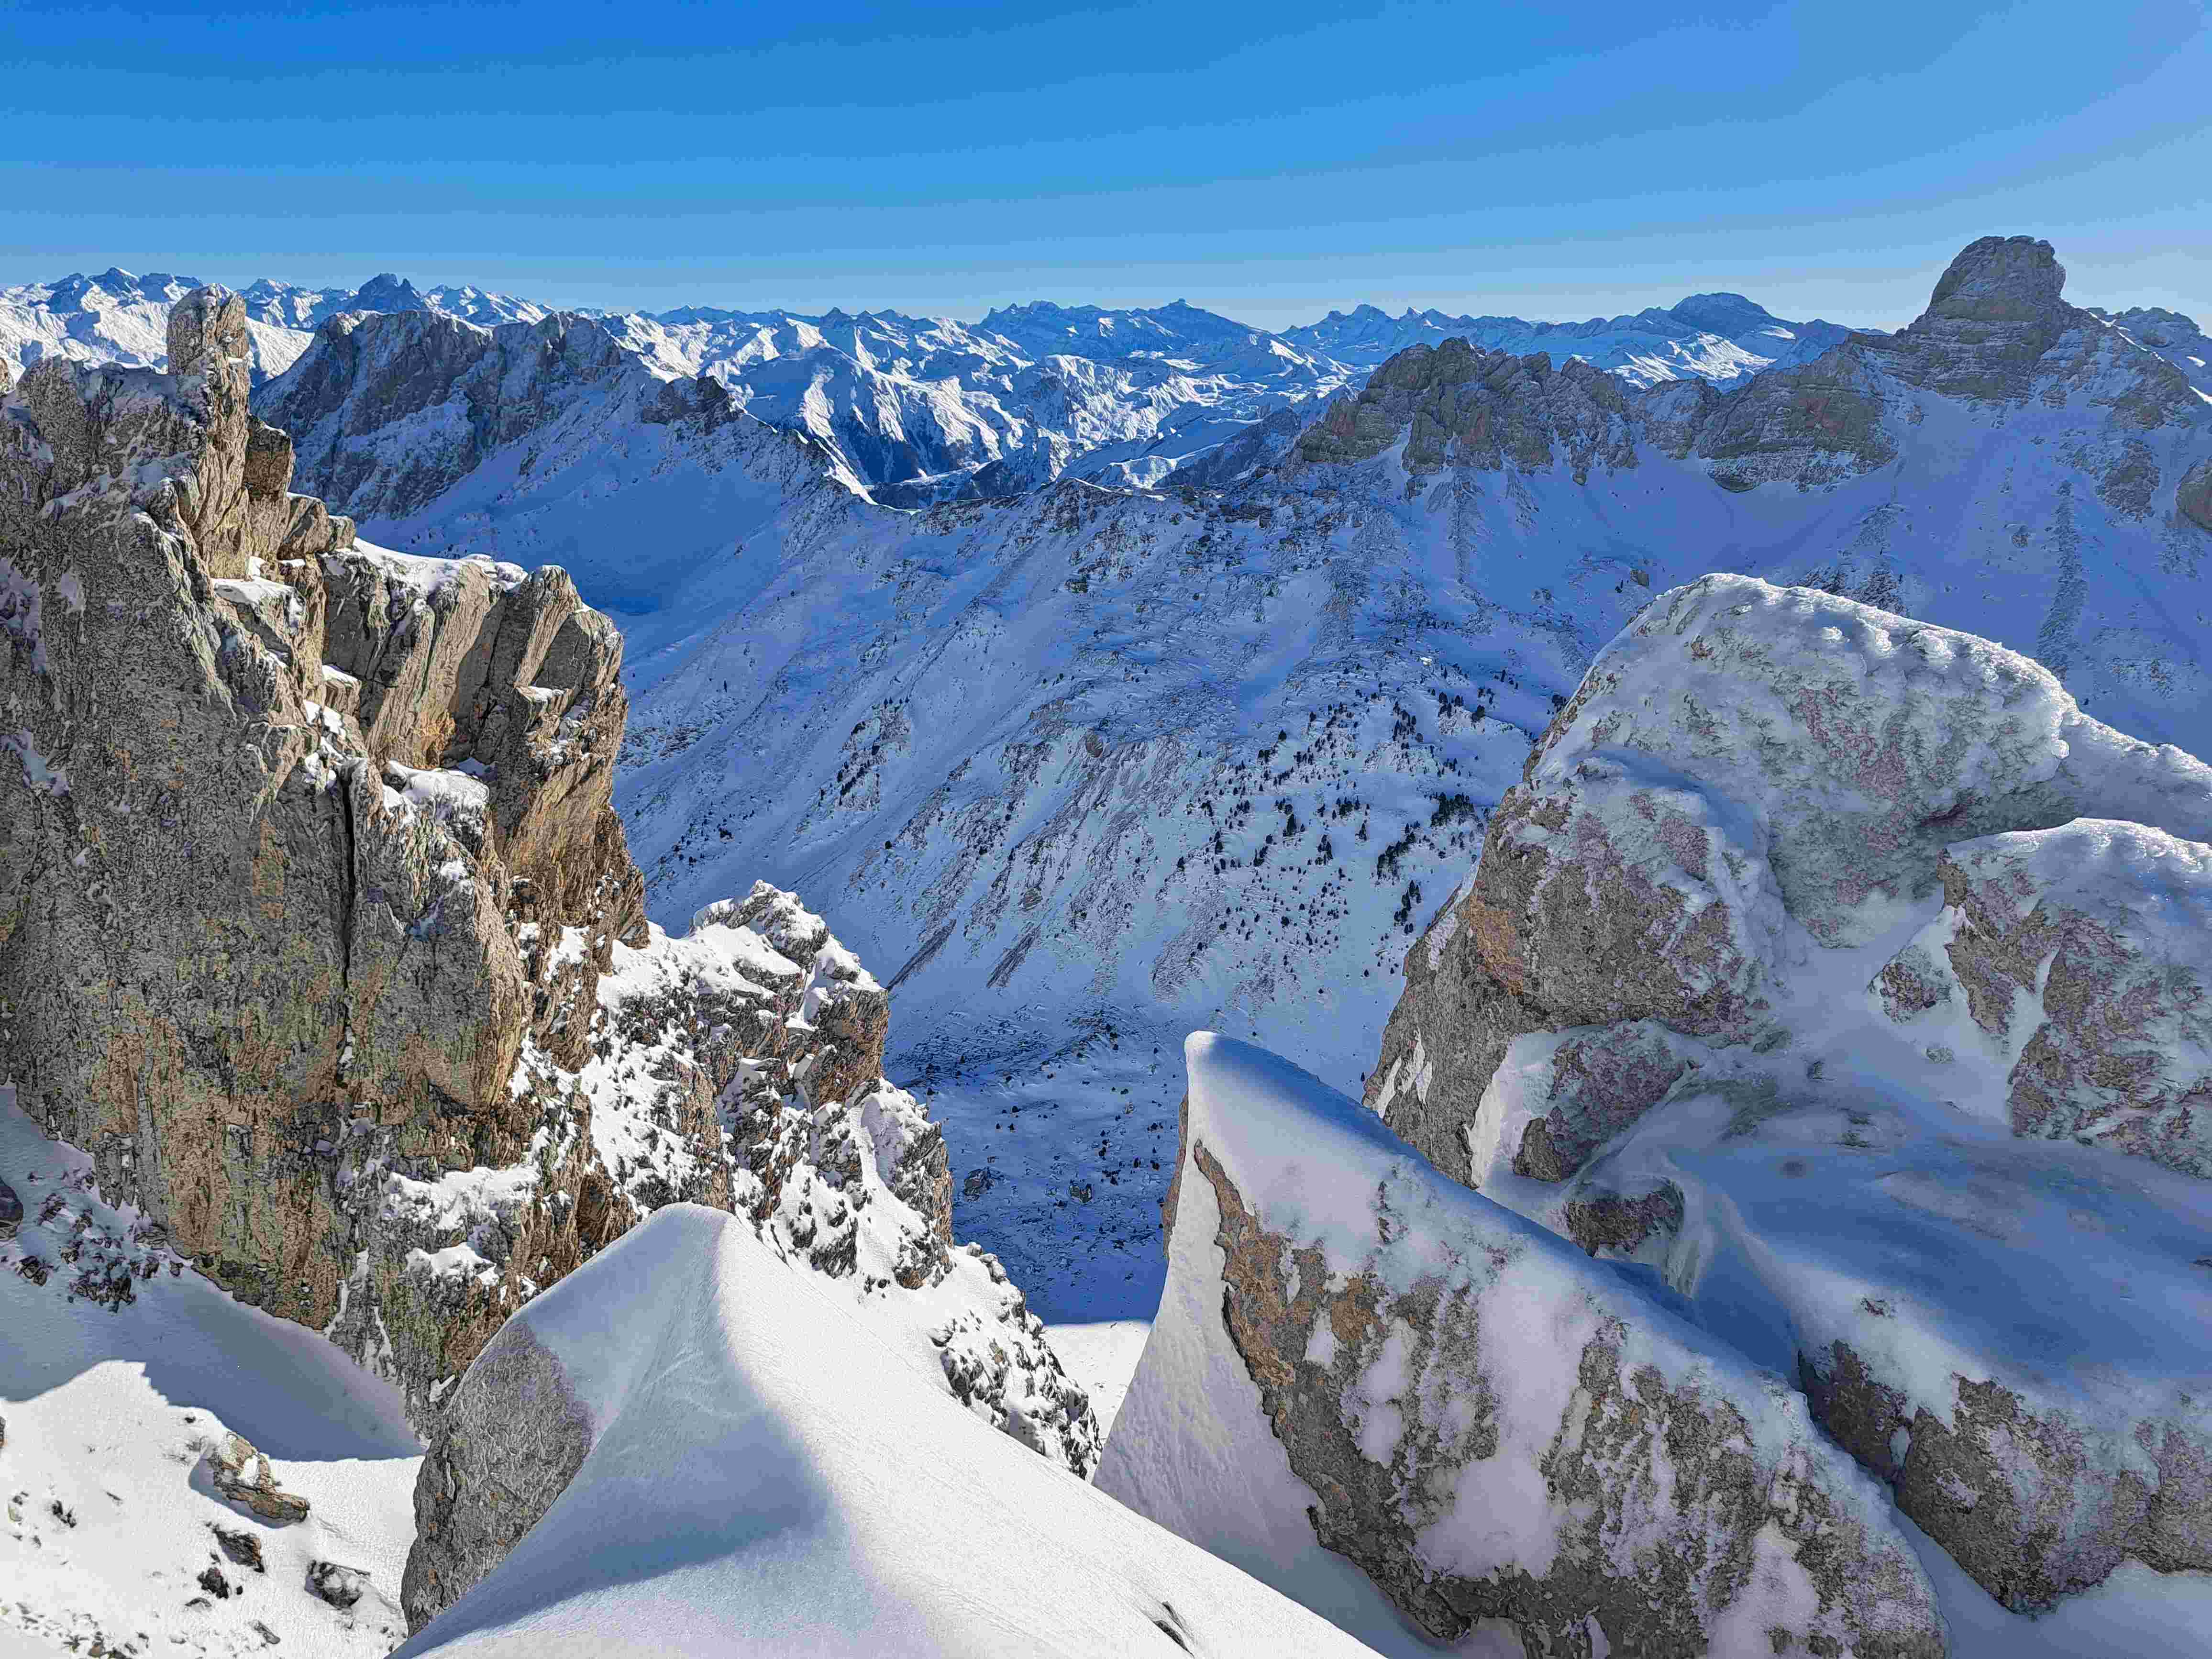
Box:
[4,264,1900,501]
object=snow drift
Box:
[396,1203,1382,1659]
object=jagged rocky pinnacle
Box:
[0,288,1096,1487]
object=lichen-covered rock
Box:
[1372,574,2212,1182]
[0,287,651,1413]
[1803,1341,2212,1613]
[1101,1036,1946,1659]
[1365,574,2212,1615]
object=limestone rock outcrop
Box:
[1366,574,2212,1613]
[1101,1036,1946,1658]
[0,292,1097,1480]
[0,287,646,1413]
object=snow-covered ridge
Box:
[393,1205,1380,1658]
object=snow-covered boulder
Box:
[396,1204,1379,1658]
[1366,575,2212,1614]
[1371,574,2212,1185]
[1100,1036,1945,1658]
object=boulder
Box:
[205,1432,310,1525]
[211,1524,265,1572]
[1101,1036,1946,1659]
[1880,820,2212,1177]
[307,1560,371,1610]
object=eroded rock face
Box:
[0,287,653,1413]
[1371,575,2212,1181]
[0,292,1096,1470]
[1102,1037,1945,1659]
[1365,574,2212,1614]
[1803,1341,2212,1611]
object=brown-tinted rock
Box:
[1803,1341,2212,1611]
[1933,821,2212,1177]
[206,1432,311,1525]
[1102,1038,1945,1659]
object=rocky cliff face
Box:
[0,288,645,1412]
[1367,574,2212,1613]
[0,290,1096,1475]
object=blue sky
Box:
[3,0,2207,328]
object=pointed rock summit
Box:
[1925,233,2067,323]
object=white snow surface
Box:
[398,1204,1380,1659]
[0,1089,422,1658]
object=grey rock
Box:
[0,1178,19,1241]
[0,286,654,1423]
[1107,1074,1946,1659]
[1886,820,2212,1178]
[399,1316,596,1630]
[211,1524,265,1572]
[1804,1341,2212,1611]
[307,1559,371,1610]
[206,1432,310,1525]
